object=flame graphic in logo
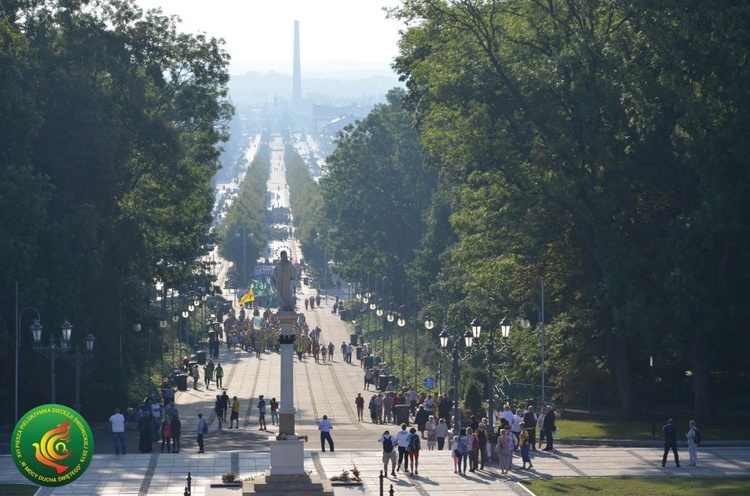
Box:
[32,420,72,474]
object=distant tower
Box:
[292,20,302,108]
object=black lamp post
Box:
[467,317,511,429]
[15,294,41,423]
[32,320,95,412]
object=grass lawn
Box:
[556,418,750,441]
[522,477,750,496]
[0,485,38,496]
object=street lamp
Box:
[519,277,546,404]
[467,317,511,428]
[14,293,41,423]
[31,320,95,412]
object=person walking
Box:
[425,415,437,450]
[171,414,181,453]
[436,418,449,450]
[355,393,365,421]
[456,428,470,475]
[396,423,410,473]
[229,396,240,429]
[327,342,335,362]
[519,422,533,470]
[196,413,207,453]
[221,391,230,422]
[192,364,200,390]
[662,418,680,467]
[467,427,479,472]
[686,420,700,466]
[214,395,224,431]
[537,409,546,450]
[109,408,127,455]
[451,435,460,473]
[364,368,373,390]
[204,363,213,389]
[160,418,172,453]
[496,428,512,475]
[378,430,398,477]
[215,363,224,389]
[257,395,267,430]
[319,414,334,452]
[406,427,421,475]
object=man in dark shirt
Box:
[542,405,556,451]
[661,418,680,467]
[523,406,538,451]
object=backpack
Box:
[408,435,421,451]
[382,436,394,453]
[693,428,701,445]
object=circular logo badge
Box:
[12,404,94,487]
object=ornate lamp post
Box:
[32,320,95,412]
[467,317,511,428]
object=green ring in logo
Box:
[12,403,95,487]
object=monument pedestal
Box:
[269,438,305,476]
[243,473,333,496]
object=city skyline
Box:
[133,0,403,76]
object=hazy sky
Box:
[133,0,404,76]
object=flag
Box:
[238,288,255,305]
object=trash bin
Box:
[195,350,207,365]
[350,334,358,346]
[339,310,351,321]
[356,347,364,360]
[364,356,375,369]
[174,374,188,392]
[379,374,391,391]
[395,404,410,425]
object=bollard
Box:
[187,471,192,495]
[379,470,384,496]
[389,484,395,496]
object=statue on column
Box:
[271,250,296,311]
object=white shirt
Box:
[501,410,514,426]
[109,413,125,433]
[511,414,523,433]
[319,418,333,432]
[396,428,410,447]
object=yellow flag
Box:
[238,288,255,305]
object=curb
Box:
[557,439,750,448]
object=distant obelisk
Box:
[292,20,302,109]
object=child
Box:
[160,418,172,453]
[450,436,460,473]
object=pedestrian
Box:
[436,418,449,450]
[270,397,279,425]
[378,429,398,477]
[537,409,546,450]
[425,415,437,450]
[304,298,309,310]
[160,418,172,453]
[369,395,377,423]
[467,427,479,472]
[364,368,373,390]
[215,363,224,389]
[327,342,335,361]
[406,427,421,475]
[196,413,207,453]
[230,396,240,429]
[511,409,523,445]
[355,393,365,421]
[408,387,418,416]
[109,408,127,455]
[456,428,469,475]
[686,420,700,466]
[375,394,384,424]
[415,405,429,438]
[661,418,680,467]
[162,384,175,406]
[496,428,512,474]
[192,364,200,390]
[519,421,533,470]
[346,343,353,364]
[138,408,152,453]
[476,422,488,468]
[542,405,556,451]
[204,363,213,389]
[319,414,334,452]
[383,393,393,423]
[171,414,181,453]
[451,435,460,473]
[523,406,538,450]
[221,391,230,422]
[316,294,321,307]
[257,395,267,430]
[396,423,410,473]
[214,395,224,431]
